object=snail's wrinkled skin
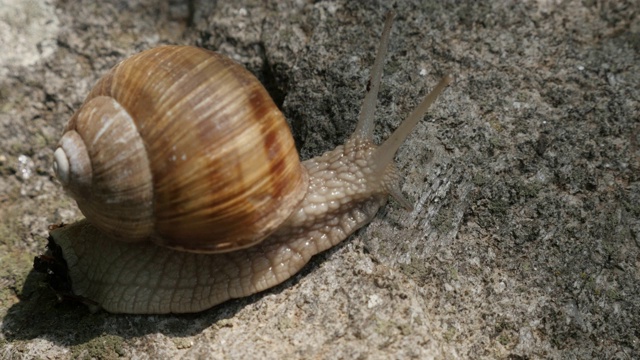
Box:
[50,138,392,314]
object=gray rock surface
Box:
[1,0,638,358]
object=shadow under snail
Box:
[35,13,452,314]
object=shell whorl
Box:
[55,96,155,240]
[54,46,308,253]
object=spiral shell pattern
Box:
[55,46,308,253]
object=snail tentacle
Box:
[353,11,395,140]
[373,75,453,172]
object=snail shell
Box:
[53,46,308,253]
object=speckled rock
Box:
[1,0,638,359]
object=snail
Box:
[35,12,452,314]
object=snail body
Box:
[41,13,452,314]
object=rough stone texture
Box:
[1,0,638,358]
